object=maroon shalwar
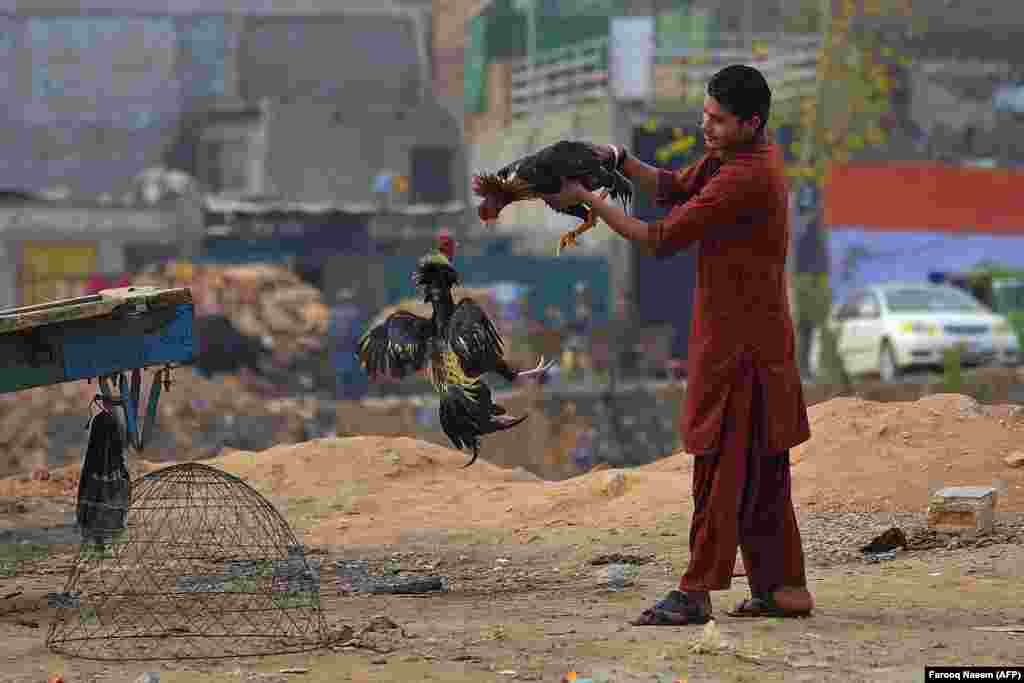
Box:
[677,353,807,592]
[646,140,811,595]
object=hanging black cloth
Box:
[76,409,130,544]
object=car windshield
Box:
[884,288,986,313]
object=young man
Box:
[542,65,814,625]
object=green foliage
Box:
[778,0,920,186]
[941,345,963,394]
[816,322,852,389]
[782,0,824,33]
[795,272,851,388]
[794,272,833,326]
[1007,311,1024,347]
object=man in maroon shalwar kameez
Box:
[542,65,814,625]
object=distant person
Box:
[541,65,814,625]
[794,210,828,379]
[543,304,566,331]
[563,282,592,380]
[330,287,369,401]
[569,428,596,471]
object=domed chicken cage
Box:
[46,462,335,660]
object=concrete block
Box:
[927,485,998,535]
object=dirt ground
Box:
[2,393,1024,682]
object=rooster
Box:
[473,140,633,255]
[356,240,553,467]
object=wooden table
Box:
[0,286,195,395]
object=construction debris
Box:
[133,261,330,357]
[927,485,998,535]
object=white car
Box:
[809,282,1020,382]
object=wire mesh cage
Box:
[46,462,335,660]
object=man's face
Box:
[701,95,761,154]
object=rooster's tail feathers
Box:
[438,384,528,467]
[610,170,634,215]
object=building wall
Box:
[238,14,425,109]
[0,15,187,196]
[0,203,180,306]
[263,99,463,204]
[825,162,1024,306]
[0,7,437,199]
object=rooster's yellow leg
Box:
[556,190,609,256]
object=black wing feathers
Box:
[448,298,504,377]
[357,310,432,379]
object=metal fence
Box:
[508,30,821,117]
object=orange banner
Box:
[824,163,1024,235]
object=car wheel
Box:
[879,340,900,382]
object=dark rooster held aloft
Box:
[356,241,553,467]
[473,140,633,255]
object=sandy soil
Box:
[1,392,1023,682]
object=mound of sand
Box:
[789,393,1024,513]
[212,392,1024,539]
[3,393,1023,545]
[205,436,665,546]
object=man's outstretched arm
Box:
[545,163,762,259]
[603,144,661,197]
[602,144,713,206]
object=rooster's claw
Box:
[556,232,579,256]
[517,356,556,379]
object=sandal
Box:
[726,593,811,619]
[630,590,711,626]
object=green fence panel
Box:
[464,12,488,113]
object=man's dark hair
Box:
[707,64,771,133]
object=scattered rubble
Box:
[133,262,330,357]
[588,553,656,566]
[927,485,998,535]
[860,527,909,554]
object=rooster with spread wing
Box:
[473,140,633,255]
[356,238,553,467]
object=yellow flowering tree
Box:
[785,0,920,185]
[784,0,921,385]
